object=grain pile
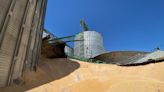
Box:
[41,37,67,58]
[0,57,80,92]
[27,59,164,92]
[1,57,164,92]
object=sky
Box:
[44,0,164,52]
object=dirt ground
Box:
[1,57,164,92]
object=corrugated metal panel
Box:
[0,0,47,87]
[74,31,106,58]
[135,50,164,63]
[0,52,11,86]
[0,0,12,34]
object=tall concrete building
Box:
[0,0,47,87]
[74,31,106,58]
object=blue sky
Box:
[44,0,164,52]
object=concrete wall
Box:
[0,0,47,87]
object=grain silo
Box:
[0,0,47,87]
[65,45,74,57]
[74,31,106,58]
